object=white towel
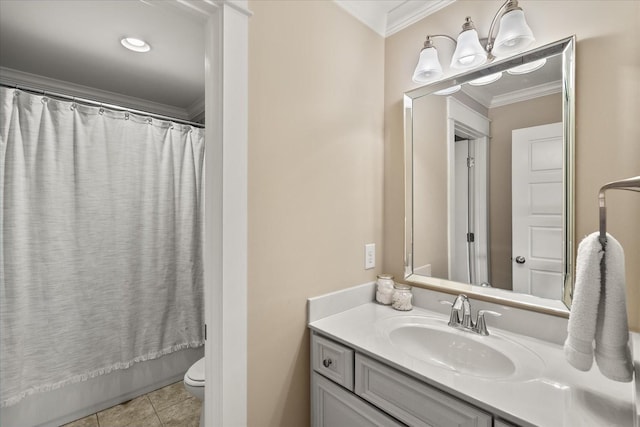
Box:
[564,232,633,382]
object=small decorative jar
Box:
[375,274,394,305]
[391,283,413,311]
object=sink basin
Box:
[378,315,544,380]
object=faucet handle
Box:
[478,309,501,318]
[474,310,501,336]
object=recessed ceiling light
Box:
[120,37,151,53]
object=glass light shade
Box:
[468,72,503,86]
[434,85,461,95]
[507,58,547,75]
[450,29,487,69]
[412,47,444,83]
[492,9,534,57]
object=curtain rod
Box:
[0,81,205,129]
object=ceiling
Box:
[0,0,204,120]
[0,0,454,121]
[2,0,552,119]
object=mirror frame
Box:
[403,36,575,317]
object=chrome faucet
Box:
[445,294,501,336]
[448,294,471,328]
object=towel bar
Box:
[598,176,640,246]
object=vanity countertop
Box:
[309,302,637,427]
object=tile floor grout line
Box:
[62,381,197,427]
[147,394,165,427]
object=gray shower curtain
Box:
[0,87,205,407]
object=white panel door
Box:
[512,122,563,299]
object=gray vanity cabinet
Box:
[311,333,403,427]
[311,332,497,427]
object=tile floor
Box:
[61,381,200,427]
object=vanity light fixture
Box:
[120,37,151,53]
[412,0,535,84]
[507,57,547,75]
[411,36,446,83]
[450,17,487,70]
[433,85,462,96]
[468,71,503,86]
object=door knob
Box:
[515,256,526,264]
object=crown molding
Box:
[0,66,193,120]
[333,0,455,38]
[490,80,562,108]
[386,0,456,37]
[461,80,562,109]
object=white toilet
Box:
[184,357,205,427]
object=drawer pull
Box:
[322,358,333,368]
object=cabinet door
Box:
[312,373,404,427]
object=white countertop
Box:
[309,302,637,427]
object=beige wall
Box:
[247,1,639,424]
[383,1,640,331]
[248,1,384,425]
[489,93,563,289]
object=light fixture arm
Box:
[422,34,457,49]
[485,0,519,54]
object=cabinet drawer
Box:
[355,354,492,427]
[312,334,354,391]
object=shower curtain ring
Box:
[99,107,105,115]
[125,112,130,120]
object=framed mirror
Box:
[404,36,575,315]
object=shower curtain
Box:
[0,87,205,407]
